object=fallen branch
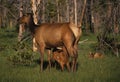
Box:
[79,39,88,44]
[100,39,119,57]
[100,39,114,50]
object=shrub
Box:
[9,42,34,66]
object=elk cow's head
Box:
[17,13,33,24]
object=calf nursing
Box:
[18,13,78,72]
[52,48,70,71]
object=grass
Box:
[0,28,120,82]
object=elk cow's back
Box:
[34,23,75,48]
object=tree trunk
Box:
[93,13,101,34]
[74,0,77,26]
[69,0,74,23]
[0,16,1,28]
[31,0,41,51]
[79,0,87,27]
[9,19,13,28]
[31,0,41,24]
[113,6,119,34]
[42,0,45,23]
[86,0,93,33]
[66,0,69,22]
[18,5,24,42]
[56,0,60,22]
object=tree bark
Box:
[56,0,60,22]
[0,16,1,28]
[31,0,41,24]
[74,0,77,26]
[31,0,41,51]
[86,0,93,33]
[18,5,24,42]
[42,0,45,23]
[66,0,69,22]
[69,0,74,23]
[79,0,87,27]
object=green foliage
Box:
[46,1,57,18]
[96,25,120,56]
[8,42,34,66]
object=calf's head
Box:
[52,50,63,62]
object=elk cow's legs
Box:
[38,43,45,72]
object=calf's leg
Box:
[63,43,77,72]
[60,63,64,71]
[66,62,70,72]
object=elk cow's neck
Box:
[27,18,37,34]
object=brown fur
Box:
[52,49,70,71]
[69,22,82,44]
[89,52,104,58]
[18,13,78,72]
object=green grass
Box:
[0,28,120,82]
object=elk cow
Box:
[18,13,77,72]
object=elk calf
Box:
[89,52,104,58]
[52,48,70,71]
